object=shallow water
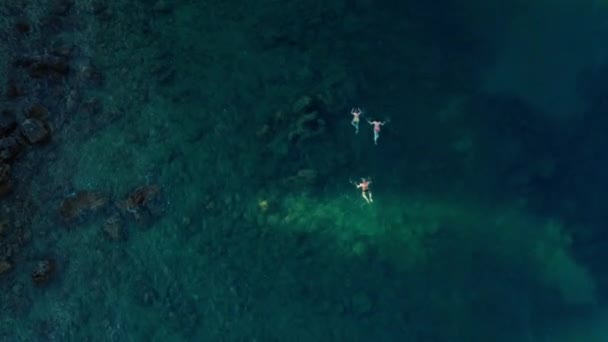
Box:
[1,1,608,341]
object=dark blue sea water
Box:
[1,0,608,341]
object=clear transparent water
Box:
[1,1,608,341]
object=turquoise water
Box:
[2,1,608,341]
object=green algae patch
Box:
[533,220,596,305]
[260,192,597,307]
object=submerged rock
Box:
[59,191,107,222]
[0,260,12,275]
[20,118,50,144]
[14,55,70,79]
[120,185,164,222]
[35,58,69,78]
[0,135,24,161]
[24,104,49,119]
[32,259,55,285]
[126,186,159,208]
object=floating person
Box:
[350,107,363,134]
[352,177,373,204]
[367,118,389,145]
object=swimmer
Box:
[350,108,363,134]
[352,177,373,204]
[367,119,388,145]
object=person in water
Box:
[367,119,388,145]
[353,177,373,204]
[350,107,363,134]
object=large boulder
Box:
[120,185,163,222]
[32,259,55,285]
[0,135,24,161]
[20,118,49,144]
[59,191,108,222]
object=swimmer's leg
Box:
[368,192,373,203]
[374,132,379,145]
[362,192,370,204]
[351,120,359,134]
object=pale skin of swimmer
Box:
[367,119,388,145]
[350,107,363,134]
[354,177,373,204]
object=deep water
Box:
[2,0,608,341]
